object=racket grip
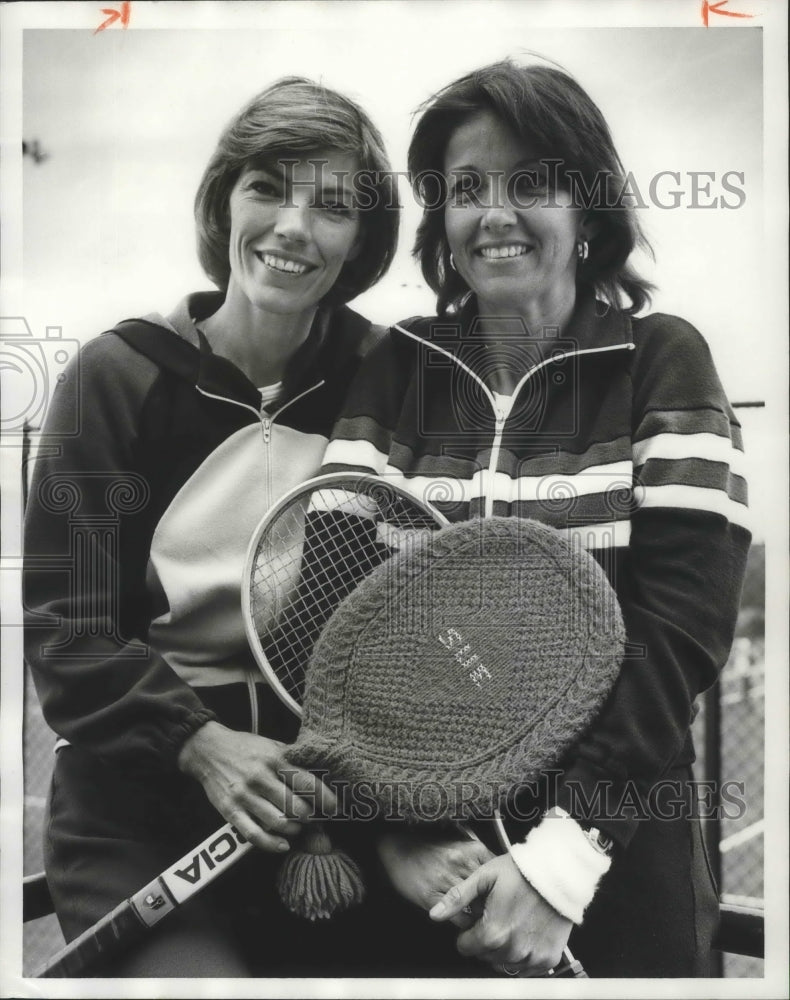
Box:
[492,810,588,979]
[35,823,253,977]
[550,947,588,978]
[36,898,148,978]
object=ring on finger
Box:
[499,963,521,977]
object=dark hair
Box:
[408,59,653,315]
[195,77,399,306]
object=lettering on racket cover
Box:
[437,627,492,689]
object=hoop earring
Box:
[449,253,458,272]
[576,240,589,262]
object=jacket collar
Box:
[160,291,335,404]
[400,289,634,355]
[458,289,634,352]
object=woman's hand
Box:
[177,721,338,853]
[429,853,573,975]
[377,828,494,927]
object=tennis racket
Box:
[36,473,588,977]
[34,473,447,978]
[245,475,593,978]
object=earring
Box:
[576,240,589,262]
[449,253,458,272]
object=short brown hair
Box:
[195,77,399,306]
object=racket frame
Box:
[241,471,449,719]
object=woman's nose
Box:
[477,173,518,229]
[274,202,311,243]
[480,199,518,230]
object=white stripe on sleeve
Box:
[633,432,746,478]
[323,437,390,474]
[637,483,751,530]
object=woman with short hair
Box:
[24,76,400,976]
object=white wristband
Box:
[509,814,612,925]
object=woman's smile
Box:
[253,249,316,276]
[475,242,533,261]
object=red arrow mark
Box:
[701,0,756,27]
[94,1,131,34]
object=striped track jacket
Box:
[323,292,751,848]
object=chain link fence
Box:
[22,669,63,976]
[693,542,765,977]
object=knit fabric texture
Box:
[286,516,625,822]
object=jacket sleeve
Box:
[321,330,406,474]
[552,315,751,848]
[23,335,216,773]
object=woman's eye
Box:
[316,201,357,218]
[448,172,483,207]
[510,171,547,199]
[248,179,278,197]
[453,188,477,206]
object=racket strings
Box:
[248,484,441,707]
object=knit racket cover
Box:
[287,516,625,822]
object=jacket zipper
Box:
[394,324,634,517]
[258,380,325,444]
[197,379,325,733]
[197,380,325,441]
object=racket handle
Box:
[36,898,149,977]
[501,946,587,979]
[551,948,589,978]
[492,810,588,979]
[36,823,252,977]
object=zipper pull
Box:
[261,415,272,444]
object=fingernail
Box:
[430,902,446,919]
[278,841,290,852]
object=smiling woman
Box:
[322,59,752,978]
[23,77,401,977]
[443,111,588,336]
[220,156,361,340]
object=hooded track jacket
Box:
[323,293,752,848]
[24,292,382,773]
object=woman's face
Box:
[443,111,587,320]
[225,149,362,318]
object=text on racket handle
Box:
[132,823,252,927]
